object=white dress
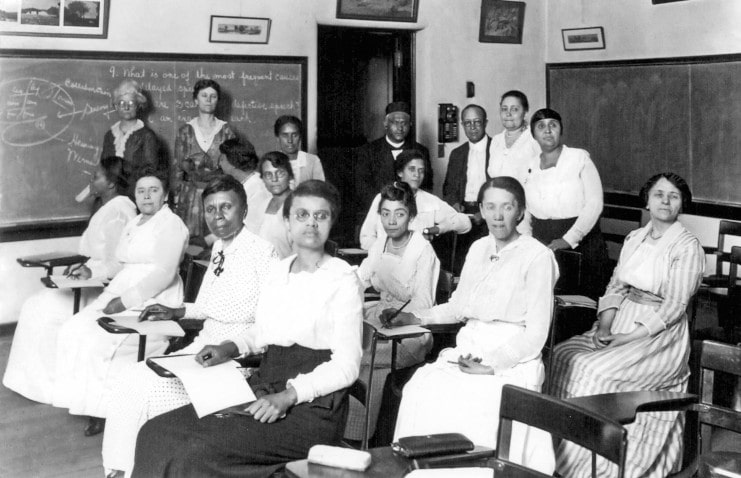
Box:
[393,234,558,474]
[487,128,541,186]
[101,229,278,476]
[290,151,325,185]
[359,190,472,250]
[2,196,137,404]
[50,205,189,418]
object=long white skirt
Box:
[51,290,169,418]
[3,287,100,403]
[394,348,555,475]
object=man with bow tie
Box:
[354,101,432,214]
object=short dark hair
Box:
[378,181,417,218]
[274,115,303,137]
[133,166,169,194]
[99,156,129,196]
[220,138,259,172]
[201,174,247,210]
[283,180,341,226]
[530,108,562,136]
[500,90,530,113]
[461,104,487,122]
[640,172,693,213]
[477,176,527,223]
[192,79,221,100]
[393,149,426,176]
[259,151,295,180]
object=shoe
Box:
[84,416,105,436]
[106,470,124,478]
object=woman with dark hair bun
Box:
[173,79,237,244]
[550,172,704,478]
[3,156,137,405]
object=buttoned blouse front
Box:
[488,128,541,185]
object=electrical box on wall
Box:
[438,103,458,143]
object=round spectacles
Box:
[294,209,331,223]
[115,100,137,110]
[262,170,289,181]
[462,119,484,128]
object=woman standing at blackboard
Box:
[525,108,609,298]
[173,79,237,246]
[101,80,161,183]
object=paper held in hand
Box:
[149,355,257,418]
[49,275,105,289]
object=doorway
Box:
[316,26,415,245]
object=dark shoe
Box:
[106,470,124,478]
[84,416,105,436]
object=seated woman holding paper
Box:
[345,181,439,442]
[359,150,471,250]
[101,175,278,478]
[49,166,189,436]
[550,173,704,478]
[131,180,363,478]
[387,176,558,474]
[3,156,137,404]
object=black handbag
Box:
[391,433,474,458]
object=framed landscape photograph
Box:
[479,0,526,44]
[209,15,271,44]
[336,0,419,23]
[0,0,109,38]
[562,27,606,51]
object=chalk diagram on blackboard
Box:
[0,77,77,147]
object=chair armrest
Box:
[178,318,205,333]
[97,316,138,334]
[146,356,176,377]
[565,391,698,424]
[703,246,718,256]
[18,253,88,276]
[412,445,495,469]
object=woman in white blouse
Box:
[487,90,541,185]
[3,156,136,404]
[131,180,363,477]
[525,108,609,298]
[360,149,471,250]
[102,175,279,478]
[51,167,189,436]
[386,176,558,474]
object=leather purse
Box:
[391,433,474,458]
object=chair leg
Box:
[137,335,147,362]
[362,334,379,451]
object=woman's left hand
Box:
[245,387,298,423]
[457,354,495,375]
[603,327,649,349]
[547,238,571,251]
[102,297,126,315]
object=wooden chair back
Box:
[553,249,583,295]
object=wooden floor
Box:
[0,334,103,478]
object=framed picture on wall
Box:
[336,0,419,23]
[479,0,525,44]
[562,27,606,51]
[0,0,109,38]
[209,15,271,44]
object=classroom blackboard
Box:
[547,55,741,207]
[0,50,306,230]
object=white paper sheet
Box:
[111,316,185,337]
[150,355,256,418]
[49,275,105,289]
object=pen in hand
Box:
[381,299,412,328]
[66,261,88,279]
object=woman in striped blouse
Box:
[550,172,705,478]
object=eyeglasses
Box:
[115,100,136,110]
[262,170,289,181]
[294,208,331,223]
[212,250,225,277]
[462,119,484,128]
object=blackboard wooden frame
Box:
[546,53,741,221]
[0,49,308,242]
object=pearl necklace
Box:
[388,232,412,250]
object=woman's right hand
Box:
[138,304,184,322]
[592,326,612,349]
[195,342,238,367]
[379,310,418,328]
[65,265,91,280]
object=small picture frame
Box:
[0,0,109,38]
[209,15,271,44]
[336,0,419,23]
[562,27,606,51]
[652,0,687,4]
[479,0,526,44]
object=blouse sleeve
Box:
[408,245,440,315]
[359,195,382,250]
[486,249,557,370]
[635,237,705,335]
[434,197,472,235]
[598,231,640,312]
[87,208,130,280]
[562,152,603,248]
[119,218,188,309]
[287,275,363,404]
[138,129,161,171]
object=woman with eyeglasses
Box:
[244,151,294,258]
[99,80,163,194]
[359,149,471,250]
[132,180,363,478]
[173,79,237,246]
[487,90,540,185]
[101,175,279,478]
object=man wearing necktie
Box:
[354,101,432,214]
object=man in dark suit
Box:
[355,101,432,213]
[442,104,492,215]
